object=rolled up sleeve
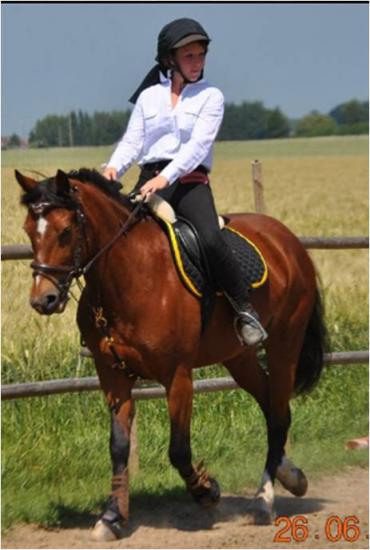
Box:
[107,100,145,177]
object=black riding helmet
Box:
[156,18,210,65]
[129,18,211,104]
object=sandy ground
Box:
[2,466,369,550]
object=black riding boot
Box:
[225,293,268,346]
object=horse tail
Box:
[294,287,328,396]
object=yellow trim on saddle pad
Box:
[164,220,203,298]
[162,218,268,298]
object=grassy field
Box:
[1,136,368,529]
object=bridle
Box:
[28,193,145,379]
[30,203,88,304]
[29,198,143,302]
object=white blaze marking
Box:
[35,216,48,285]
[37,216,48,236]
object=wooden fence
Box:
[2,236,369,262]
[2,160,368,402]
[1,351,368,401]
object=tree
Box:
[266,108,290,138]
[330,99,368,125]
[295,111,337,137]
[28,110,131,147]
[329,100,368,135]
[218,101,272,140]
[29,115,68,147]
[8,134,21,148]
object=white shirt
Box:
[107,74,224,185]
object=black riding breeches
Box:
[134,171,250,302]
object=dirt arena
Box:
[3,466,368,549]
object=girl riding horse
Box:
[103,17,267,347]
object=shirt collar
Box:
[159,71,206,86]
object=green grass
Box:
[1,136,368,529]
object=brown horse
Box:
[16,168,326,541]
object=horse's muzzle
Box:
[30,290,68,315]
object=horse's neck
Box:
[83,191,167,310]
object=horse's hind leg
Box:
[264,324,309,496]
[165,364,220,508]
[224,342,308,524]
[223,349,277,524]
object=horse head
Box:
[16,169,87,315]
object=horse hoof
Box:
[92,517,128,541]
[290,469,308,497]
[245,497,275,525]
[278,467,308,497]
[91,520,118,541]
[195,478,221,509]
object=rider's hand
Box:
[140,175,169,200]
[103,167,118,181]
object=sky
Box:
[1,2,369,138]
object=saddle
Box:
[146,194,268,306]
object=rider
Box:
[103,17,267,346]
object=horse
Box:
[15,167,326,541]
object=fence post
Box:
[251,160,266,213]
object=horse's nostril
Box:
[30,292,61,314]
[46,293,58,306]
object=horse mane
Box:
[20,168,134,211]
[68,168,123,197]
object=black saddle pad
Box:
[160,216,268,298]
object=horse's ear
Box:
[15,170,38,193]
[55,169,71,196]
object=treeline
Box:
[6,99,369,149]
[28,110,131,148]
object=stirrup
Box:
[234,312,268,346]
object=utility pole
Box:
[68,112,74,147]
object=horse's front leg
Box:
[92,372,136,541]
[166,365,220,508]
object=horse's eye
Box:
[58,226,72,246]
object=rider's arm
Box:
[105,101,145,178]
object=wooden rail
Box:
[2,351,368,401]
[1,236,369,262]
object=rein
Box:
[31,201,143,287]
[82,202,143,275]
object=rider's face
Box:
[173,42,207,82]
